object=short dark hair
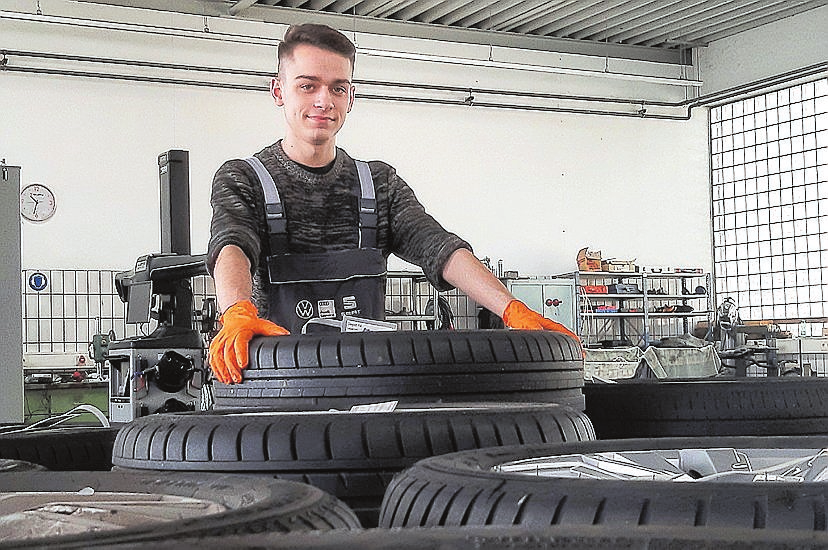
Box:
[278,24,356,75]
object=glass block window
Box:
[711,78,828,322]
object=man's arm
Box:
[441,248,513,317]
[213,244,254,313]
[441,248,580,341]
[209,244,288,385]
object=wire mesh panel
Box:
[22,270,138,353]
[384,272,479,330]
[711,77,828,335]
[441,288,479,329]
[21,270,218,354]
[21,269,482,352]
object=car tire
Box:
[0,427,119,471]
[60,525,828,550]
[213,330,585,411]
[584,377,828,438]
[0,459,46,472]
[379,435,828,532]
[0,470,360,548]
[112,403,595,527]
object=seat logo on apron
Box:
[343,295,358,310]
[296,300,314,319]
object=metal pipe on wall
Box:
[1,48,824,118]
[0,49,691,119]
[0,49,683,107]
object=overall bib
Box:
[243,156,387,333]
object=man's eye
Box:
[300,84,314,91]
[334,87,347,94]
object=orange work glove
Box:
[502,299,581,342]
[209,300,289,384]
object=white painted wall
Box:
[1,1,712,278]
[698,5,828,95]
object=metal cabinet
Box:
[506,277,577,332]
[1,164,23,424]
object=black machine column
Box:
[158,149,193,329]
[109,150,208,423]
[158,150,190,255]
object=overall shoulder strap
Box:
[242,156,288,253]
[355,160,377,248]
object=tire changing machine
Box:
[107,151,215,423]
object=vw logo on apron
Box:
[295,299,314,319]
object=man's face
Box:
[271,44,355,149]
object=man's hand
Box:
[209,300,289,384]
[502,299,581,342]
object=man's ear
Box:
[347,85,356,113]
[271,77,284,106]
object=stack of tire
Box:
[109,330,595,528]
[7,328,828,547]
[583,375,828,439]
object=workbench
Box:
[24,381,108,424]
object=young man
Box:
[207,23,578,384]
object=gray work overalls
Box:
[243,156,387,333]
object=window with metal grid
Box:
[711,78,828,326]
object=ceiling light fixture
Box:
[359,48,703,87]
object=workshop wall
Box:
[2,0,711,279]
[698,5,828,96]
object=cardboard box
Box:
[577,247,602,271]
[602,259,637,273]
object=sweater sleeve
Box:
[206,160,264,276]
[381,164,472,291]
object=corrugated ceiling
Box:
[221,0,824,48]
[66,0,826,64]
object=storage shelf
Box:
[582,293,643,299]
[583,311,711,318]
[582,293,707,300]
[649,311,712,317]
[579,271,706,279]
[578,271,639,277]
[571,269,712,347]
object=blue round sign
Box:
[28,272,48,292]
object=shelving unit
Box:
[384,271,439,329]
[559,271,712,347]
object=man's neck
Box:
[280,137,336,168]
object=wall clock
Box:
[20,183,56,222]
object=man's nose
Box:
[313,88,334,109]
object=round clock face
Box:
[20,183,56,222]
